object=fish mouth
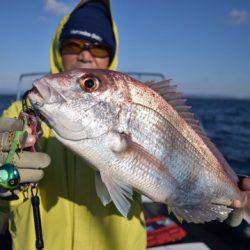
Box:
[33,80,50,101]
[28,79,67,107]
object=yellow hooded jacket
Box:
[0,1,146,249]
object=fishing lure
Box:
[0,126,26,190]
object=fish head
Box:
[28,69,129,141]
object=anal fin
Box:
[171,204,232,223]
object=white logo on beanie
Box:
[70,30,103,42]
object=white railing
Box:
[16,71,165,100]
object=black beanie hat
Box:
[60,1,116,61]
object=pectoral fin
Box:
[99,172,133,217]
[95,172,111,206]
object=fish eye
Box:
[80,75,100,93]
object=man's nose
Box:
[77,50,93,61]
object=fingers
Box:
[241,178,250,191]
[0,158,48,199]
[19,169,44,183]
[0,189,13,198]
[0,118,50,199]
[0,131,36,151]
[0,186,18,199]
[238,175,250,191]
[0,118,24,132]
[0,168,45,198]
[0,117,37,151]
[0,151,51,169]
[226,208,243,227]
[15,151,51,169]
[0,131,29,151]
[0,118,49,200]
[232,199,243,208]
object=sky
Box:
[0,0,250,98]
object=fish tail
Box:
[243,191,250,224]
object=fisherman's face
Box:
[61,39,110,70]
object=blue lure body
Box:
[0,163,20,189]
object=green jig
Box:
[0,122,27,190]
[0,163,20,189]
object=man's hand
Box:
[0,118,50,199]
[226,176,250,227]
[240,177,250,191]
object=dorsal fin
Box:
[145,80,202,135]
[145,80,238,183]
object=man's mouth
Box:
[75,62,94,69]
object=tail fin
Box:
[243,192,250,224]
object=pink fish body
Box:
[28,69,250,224]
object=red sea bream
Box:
[28,69,250,224]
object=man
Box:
[0,1,146,249]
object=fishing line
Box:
[22,90,44,250]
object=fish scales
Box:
[131,104,240,204]
[123,84,241,199]
[126,80,234,177]
[110,148,172,202]
[125,104,218,186]
[124,104,233,207]
[125,81,243,206]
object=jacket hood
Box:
[50,0,118,74]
